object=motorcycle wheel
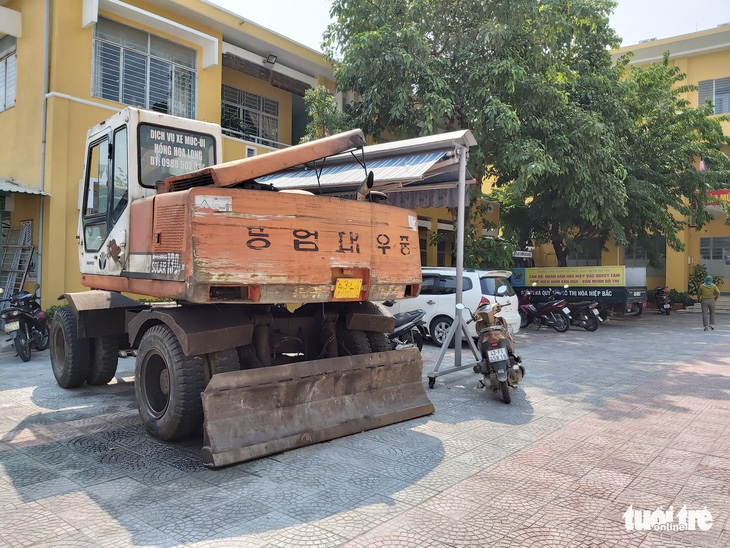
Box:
[500,380,511,404]
[34,323,50,351]
[413,331,424,351]
[584,314,599,332]
[665,307,671,316]
[551,311,570,333]
[14,329,32,362]
[519,311,529,329]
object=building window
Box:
[221,85,279,147]
[701,237,730,261]
[698,77,730,115]
[419,234,427,266]
[0,36,17,112]
[93,17,196,118]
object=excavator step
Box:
[200,348,433,467]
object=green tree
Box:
[300,85,355,143]
[324,0,730,266]
[615,54,730,263]
[325,0,629,265]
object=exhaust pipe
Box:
[356,171,374,201]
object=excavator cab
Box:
[78,109,222,278]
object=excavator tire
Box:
[366,331,391,353]
[135,325,207,441]
[201,347,434,467]
[87,336,120,386]
[337,326,371,355]
[50,306,91,388]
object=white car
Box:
[386,267,521,347]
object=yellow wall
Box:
[0,0,45,188]
[0,0,334,308]
[416,206,453,267]
[674,49,730,136]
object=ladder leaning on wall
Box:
[0,223,34,309]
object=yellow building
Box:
[525,26,730,293]
[613,27,730,293]
[0,0,336,307]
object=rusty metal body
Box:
[56,108,433,467]
[81,188,422,305]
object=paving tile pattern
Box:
[0,312,728,546]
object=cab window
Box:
[112,127,128,222]
[83,137,110,251]
[85,139,109,216]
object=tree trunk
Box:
[552,239,568,267]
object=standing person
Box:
[697,275,720,330]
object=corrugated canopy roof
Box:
[0,177,49,196]
[257,129,476,193]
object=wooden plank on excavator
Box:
[200,348,433,467]
[165,129,366,191]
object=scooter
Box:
[468,290,524,403]
[566,300,602,331]
[0,285,50,362]
[518,285,572,332]
[382,301,427,350]
[654,286,671,315]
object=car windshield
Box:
[480,276,515,297]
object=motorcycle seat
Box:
[393,309,425,328]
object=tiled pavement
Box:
[0,311,728,547]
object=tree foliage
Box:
[324,0,730,266]
[300,85,355,143]
[429,191,516,269]
[616,55,730,260]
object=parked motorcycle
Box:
[566,300,602,331]
[654,286,671,315]
[0,285,50,362]
[382,302,427,350]
[518,285,572,332]
[468,289,524,403]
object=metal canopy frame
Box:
[426,146,481,385]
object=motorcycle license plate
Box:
[333,278,362,299]
[663,304,670,308]
[592,308,600,316]
[562,307,571,314]
[487,347,508,362]
[4,321,19,333]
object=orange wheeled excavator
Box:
[50,107,433,467]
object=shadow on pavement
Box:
[0,355,442,546]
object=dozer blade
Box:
[201,348,433,468]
